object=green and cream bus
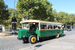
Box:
[17,20,64,44]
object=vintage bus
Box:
[17,20,64,44]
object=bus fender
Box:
[37,35,39,41]
[31,33,39,41]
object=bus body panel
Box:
[18,29,28,38]
[40,30,63,37]
[18,29,40,38]
[18,29,64,39]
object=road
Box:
[0,30,75,50]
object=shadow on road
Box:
[60,34,66,37]
[35,45,42,47]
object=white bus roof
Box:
[20,20,63,25]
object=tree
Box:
[54,11,71,28]
[0,0,9,24]
[62,13,71,24]
[16,0,53,21]
[72,15,75,23]
[52,9,57,22]
[69,14,75,23]
[56,12,70,23]
[69,14,75,28]
[57,11,64,23]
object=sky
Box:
[4,0,75,14]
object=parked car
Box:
[0,29,2,32]
[73,26,75,30]
[0,27,2,32]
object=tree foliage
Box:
[0,0,9,24]
[16,0,53,21]
[52,10,75,25]
[1,0,75,28]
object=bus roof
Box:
[20,20,63,25]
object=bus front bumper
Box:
[17,37,28,40]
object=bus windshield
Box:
[23,23,38,30]
[23,24,29,30]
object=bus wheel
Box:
[56,33,59,38]
[29,35,37,44]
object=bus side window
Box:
[44,27,46,29]
[58,26,61,29]
[55,25,58,29]
[54,25,55,29]
[48,25,52,29]
[36,23,39,30]
[41,25,47,29]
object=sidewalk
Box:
[0,32,18,37]
[20,32,75,50]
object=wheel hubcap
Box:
[57,33,59,38]
[31,37,36,43]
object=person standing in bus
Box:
[55,26,58,29]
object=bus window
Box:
[58,26,61,29]
[41,25,46,29]
[54,25,55,29]
[23,24,29,30]
[29,23,36,30]
[29,23,38,30]
[48,25,52,29]
[54,25,58,29]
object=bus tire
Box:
[29,35,37,44]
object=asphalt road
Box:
[0,30,75,50]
